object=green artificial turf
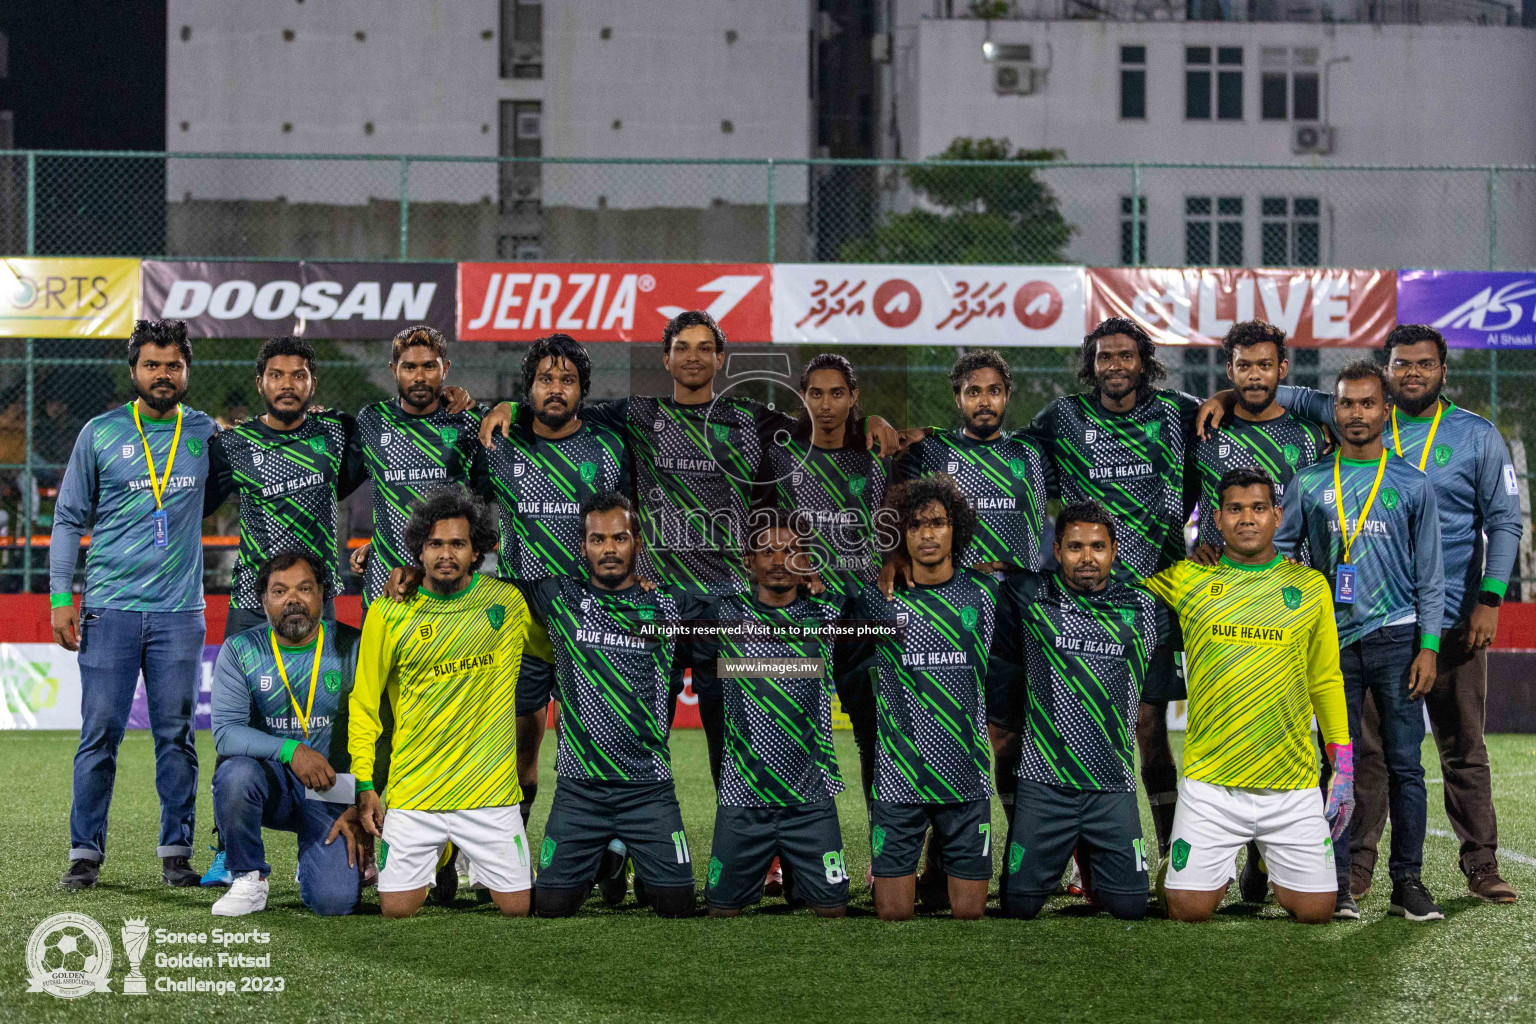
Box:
[2,730,1534,1023]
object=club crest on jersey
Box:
[896,611,910,628]
[1282,586,1302,610]
[960,607,979,630]
[636,606,655,622]
[1008,459,1028,480]
[711,423,730,442]
[254,452,265,467]
[307,436,327,454]
[186,437,203,458]
[850,476,868,496]
[323,670,342,695]
[381,432,392,446]
[259,674,273,692]
[946,460,960,475]
[1209,582,1226,597]
[1084,429,1098,443]
[1284,443,1301,467]
[1143,422,1162,440]
[486,604,506,630]
[653,418,667,432]
[513,461,526,478]
[1119,608,1136,625]
[1432,444,1452,467]
[418,623,434,641]
[1218,444,1231,458]
[791,472,804,486]
[121,444,135,459]
[581,597,592,614]
[579,461,598,484]
[440,427,459,447]
[1381,488,1399,511]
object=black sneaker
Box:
[162,856,200,887]
[429,842,459,906]
[1389,876,1444,922]
[1238,842,1269,903]
[1334,887,1360,920]
[61,859,99,890]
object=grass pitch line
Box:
[1426,827,1536,868]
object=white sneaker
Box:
[212,871,269,917]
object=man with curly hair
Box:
[349,487,552,919]
[840,474,1000,921]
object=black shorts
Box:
[1004,779,1148,899]
[515,655,555,717]
[534,776,695,891]
[1138,639,1186,703]
[706,799,847,910]
[870,798,993,881]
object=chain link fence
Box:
[0,151,1532,596]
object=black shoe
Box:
[1334,887,1360,920]
[61,859,99,890]
[1389,876,1444,922]
[162,856,199,887]
[598,846,629,906]
[1238,842,1269,904]
[430,842,459,906]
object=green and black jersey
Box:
[691,590,851,807]
[893,428,1051,571]
[351,400,486,604]
[481,419,631,582]
[1029,390,1201,579]
[757,437,888,598]
[525,576,708,782]
[841,570,999,804]
[207,411,364,610]
[1193,412,1330,550]
[993,571,1166,793]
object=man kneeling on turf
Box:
[1142,468,1353,924]
[351,488,551,918]
[842,475,1000,921]
[992,501,1164,921]
[209,551,370,917]
[692,511,854,917]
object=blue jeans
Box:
[1332,624,1428,883]
[69,608,204,862]
[212,756,360,917]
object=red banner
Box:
[1086,267,1397,347]
[457,263,772,342]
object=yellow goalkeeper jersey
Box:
[350,573,551,811]
[1143,553,1348,790]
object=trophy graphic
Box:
[120,918,149,995]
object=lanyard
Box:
[1332,450,1389,565]
[1390,401,1445,473]
[271,622,324,741]
[130,402,183,510]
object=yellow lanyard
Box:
[1390,401,1445,473]
[270,623,324,741]
[1332,450,1389,565]
[130,402,183,510]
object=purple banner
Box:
[1397,269,1536,349]
[127,645,219,731]
[140,260,456,339]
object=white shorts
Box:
[378,805,532,894]
[1164,777,1336,894]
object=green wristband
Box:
[1481,577,1508,599]
[1420,633,1440,654]
[278,739,300,763]
[355,781,375,792]
[50,593,74,609]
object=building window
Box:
[1261,47,1320,121]
[1186,195,1244,265]
[1120,46,1147,120]
[1260,196,1321,266]
[1186,47,1243,121]
[501,0,543,79]
[499,100,544,257]
[1120,195,1148,265]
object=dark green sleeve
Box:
[203,430,236,516]
[337,413,367,500]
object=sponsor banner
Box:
[1397,269,1536,350]
[458,262,772,342]
[0,258,140,338]
[140,261,455,338]
[772,264,1084,346]
[1086,267,1397,347]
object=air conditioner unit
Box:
[1292,123,1333,155]
[993,62,1038,95]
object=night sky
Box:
[0,1,166,150]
